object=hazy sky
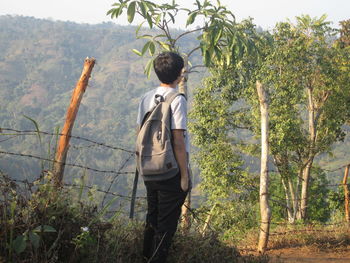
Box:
[1,0,349,29]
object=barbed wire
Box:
[2,128,350,175]
[0,128,134,153]
[3,175,350,236]
[323,164,350,172]
[2,147,348,202]
[102,152,135,206]
[2,177,146,200]
[0,150,134,176]
[2,127,350,234]
[70,143,98,150]
[0,135,19,143]
[1,173,216,232]
[65,183,146,200]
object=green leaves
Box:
[127,1,136,23]
[108,0,260,77]
[132,49,142,56]
[108,0,182,77]
[141,41,151,55]
[12,225,56,254]
[186,11,198,27]
[13,235,26,254]
[106,2,125,19]
[29,232,40,249]
[149,41,156,56]
[33,225,57,233]
[144,58,154,78]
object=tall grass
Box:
[0,173,269,263]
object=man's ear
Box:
[175,74,182,84]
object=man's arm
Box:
[172,129,189,192]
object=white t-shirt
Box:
[136,86,190,153]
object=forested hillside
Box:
[0,15,203,197]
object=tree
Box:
[246,15,350,221]
[256,82,271,253]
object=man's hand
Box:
[180,174,189,192]
[172,129,188,192]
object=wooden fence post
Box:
[256,81,271,254]
[129,170,139,219]
[53,57,96,187]
[343,165,350,222]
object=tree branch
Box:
[174,27,205,44]
[189,65,206,72]
[188,46,201,58]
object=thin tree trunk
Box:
[300,161,313,219]
[273,155,297,223]
[343,165,350,223]
[288,178,297,223]
[281,177,293,222]
[295,169,303,220]
[300,87,316,220]
[53,58,95,187]
[179,55,191,231]
[256,81,271,254]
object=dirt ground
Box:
[267,246,350,263]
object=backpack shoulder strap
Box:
[165,91,186,105]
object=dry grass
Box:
[268,223,350,250]
[239,223,350,253]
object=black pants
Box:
[143,173,187,263]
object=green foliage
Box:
[270,168,332,223]
[188,19,269,239]
[190,71,242,200]
[338,19,350,48]
[107,0,259,77]
[242,15,350,221]
[12,225,56,255]
[0,172,269,263]
[190,13,350,227]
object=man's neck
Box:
[160,83,177,89]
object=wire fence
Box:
[1,126,350,236]
[0,150,135,176]
[3,177,146,201]
[0,128,134,153]
[0,126,139,217]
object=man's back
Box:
[138,52,189,263]
[137,86,189,153]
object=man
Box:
[136,52,190,263]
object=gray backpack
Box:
[136,91,183,181]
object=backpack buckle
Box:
[154,94,165,105]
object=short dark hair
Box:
[153,52,184,84]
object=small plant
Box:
[12,225,56,255]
